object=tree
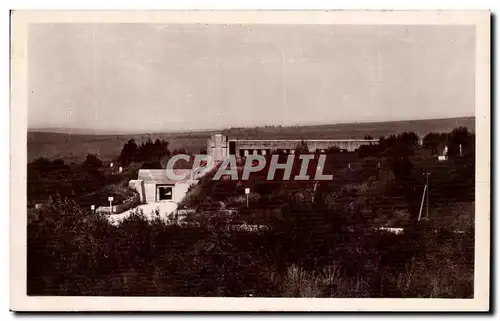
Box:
[295,139,309,154]
[392,155,421,222]
[423,132,447,155]
[379,132,419,158]
[118,139,139,165]
[141,161,162,169]
[140,138,155,161]
[121,138,171,163]
[52,158,66,168]
[398,132,419,148]
[154,139,171,159]
[172,148,187,155]
[450,127,471,145]
[30,157,69,176]
[326,146,342,154]
[82,154,102,171]
[448,127,473,157]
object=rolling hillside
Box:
[28,117,474,163]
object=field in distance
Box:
[28,116,474,163]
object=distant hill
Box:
[28,117,474,163]
[27,131,213,164]
[222,117,475,140]
[27,127,111,135]
[28,127,217,136]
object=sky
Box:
[28,23,475,133]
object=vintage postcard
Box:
[10,10,490,311]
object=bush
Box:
[27,195,474,298]
[27,127,475,298]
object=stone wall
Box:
[232,139,379,154]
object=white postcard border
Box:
[10,9,491,312]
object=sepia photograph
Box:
[10,10,490,311]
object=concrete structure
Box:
[129,169,197,204]
[96,194,141,214]
[207,133,379,162]
[107,202,181,225]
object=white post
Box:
[426,172,430,219]
[418,185,427,221]
[108,196,114,214]
[312,165,322,203]
[245,188,250,208]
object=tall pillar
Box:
[209,134,229,162]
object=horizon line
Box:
[28,115,475,136]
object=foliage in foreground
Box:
[27,127,475,297]
[28,197,473,298]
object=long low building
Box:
[207,133,379,162]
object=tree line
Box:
[118,138,171,166]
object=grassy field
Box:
[27,132,210,164]
[28,116,474,163]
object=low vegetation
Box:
[28,117,474,163]
[27,126,475,297]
